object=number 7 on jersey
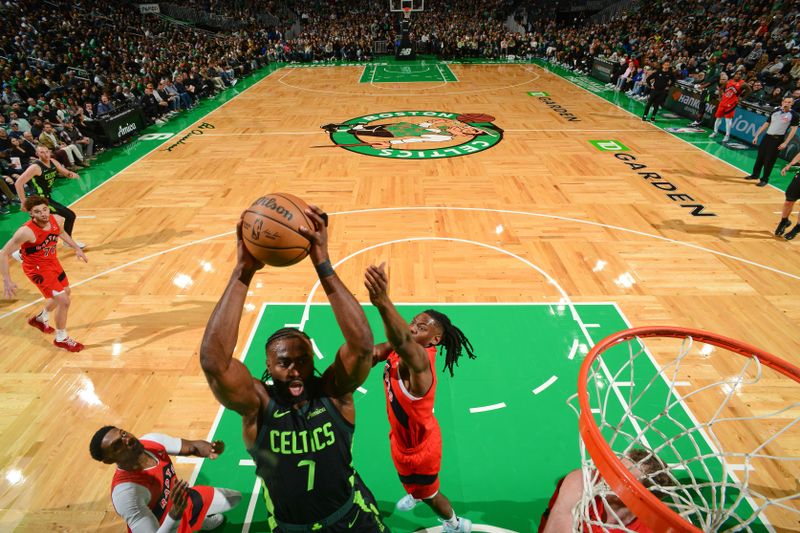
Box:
[297,459,315,492]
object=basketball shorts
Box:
[391,439,442,499]
[271,474,389,533]
[23,262,69,298]
[714,102,737,119]
[179,485,215,533]
[786,175,800,202]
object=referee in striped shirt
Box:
[746,96,799,187]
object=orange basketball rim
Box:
[576,326,800,533]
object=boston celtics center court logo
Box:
[319,111,503,159]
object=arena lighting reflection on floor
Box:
[5,469,24,487]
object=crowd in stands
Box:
[524,0,800,109]
[2,0,799,216]
[406,0,517,58]
[267,0,388,62]
[264,0,517,61]
[0,0,274,214]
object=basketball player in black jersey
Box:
[200,205,388,532]
[14,146,85,249]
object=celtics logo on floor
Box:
[319,111,503,159]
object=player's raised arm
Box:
[541,470,583,533]
[372,341,393,367]
[364,263,430,374]
[199,220,265,417]
[298,205,373,394]
[13,165,40,210]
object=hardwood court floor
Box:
[0,62,798,531]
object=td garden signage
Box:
[319,111,503,159]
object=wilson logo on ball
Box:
[253,196,294,221]
[242,193,312,267]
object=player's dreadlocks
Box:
[261,327,312,383]
[424,309,476,377]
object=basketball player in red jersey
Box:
[0,195,87,352]
[709,69,749,143]
[89,425,241,532]
[539,449,673,532]
[364,263,476,533]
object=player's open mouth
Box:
[289,381,304,396]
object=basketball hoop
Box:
[572,326,800,532]
[402,6,411,19]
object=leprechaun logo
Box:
[319,111,503,159]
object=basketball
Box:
[457,113,495,123]
[241,193,312,267]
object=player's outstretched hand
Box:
[236,218,265,273]
[364,263,389,307]
[168,478,189,519]
[76,249,88,263]
[3,277,17,299]
[196,440,225,459]
[298,205,329,263]
[209,440,225,459]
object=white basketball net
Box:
[568,334,800,532]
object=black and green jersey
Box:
[248,377,359,529]
[31,160,58,198]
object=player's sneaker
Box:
[200,514,225,530]
[723,135,730,143]
[28,315,55,334]
[689,121,701,127]
[54,337,84,352]
[785,225,800,241]
[757,179,769,187]
[744,174,760,180]
[709,131,717,138]
[11,250,22,263]
[442,517,472,533]
[775,219,792,236]
[395,494,420,511]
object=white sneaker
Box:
[442,517,472,533]
[709,132,717,138]
[395,493,420,511]
[723,135,730,143]
[11,250,22,263]
[689,121,700,127]
[200,514,225,530]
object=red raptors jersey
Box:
[111,440,212,533]
[20,215,60,268]
[383,345,440,452]
[720,79,745,108]
[538,477,652,533]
